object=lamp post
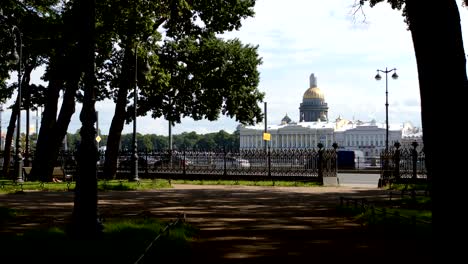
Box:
[0,104,3,152]
[375,67,398,151]
[131,43,140,181]
[11,25,23,182]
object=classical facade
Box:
[239,73,423,159]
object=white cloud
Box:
[3,0,468,136]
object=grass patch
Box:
[0,179,172,193]
[98,179,172,191]
[170,179,322,187]
[337,194,432,237]
[0,216,197,263]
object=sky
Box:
[2,0,468,136]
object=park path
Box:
[0,184,431,263]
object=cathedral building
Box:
[239,72,423,159]
[299,74,328,122]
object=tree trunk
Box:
[30,57,81,181]
[406,0,466,259]
[71,0,101,238]
[2,97,19,179]
[103,48,133,179]
[30,77,61,181]
[2,65,33,179]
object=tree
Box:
[0,0,51,178]
[360,0,467,259]
[102,0,264,179]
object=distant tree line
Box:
[64,129,240,152]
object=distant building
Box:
[239,72,423,159]
[299,73,328,122]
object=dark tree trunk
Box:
[31,77,62,182]
[2,97,19,179]
[406,0,466,259]
[2,65,33,179]
[103,48,133,179]
[71,0,101,238]
[30,46,81,181]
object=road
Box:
[337,173,380,188]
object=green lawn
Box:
[0,179,172,193]
[337,182,432,236]
[1,178,321,193]
[0,211,197,263]
[170,179,322,187]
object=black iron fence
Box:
[1,142,425,185]
[379,142,427,186]
[0,146,337,182]
[98,147,337,181]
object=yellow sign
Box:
[96,135,101,142]
[263,132,271,141]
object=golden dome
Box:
[303,87,324,100]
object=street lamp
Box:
[131,42,140,182]
[0,104,3,152]
[375,67,398,151]
[11,25,23,182]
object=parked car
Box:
[153,156,193,167]
[214,157,250,169]
[118,157,149,169]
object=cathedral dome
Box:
[303,87,325,100]
[302,73,325,101]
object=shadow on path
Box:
[0,185,431,263]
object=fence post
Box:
[317,143,323,182]
[223,146,227,177]
[268,145,271,177]
[393,142,401,180]
[145,149,149,178]
[332,143,338,175]
[183,149,186,176]
[411,141,418,179]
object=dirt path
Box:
[0,185,432,263]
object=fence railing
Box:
[379,142,427,187]
[1,146,338,181]
[1,142,425,185]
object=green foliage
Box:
[98,179,171,191]
[144,35,264,126]
[336,195,432,237]
[0,179,172,193]
[0,217,197,262]
[65,129,240,151]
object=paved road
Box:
[0,184,431,263]
[337,173,380,187]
